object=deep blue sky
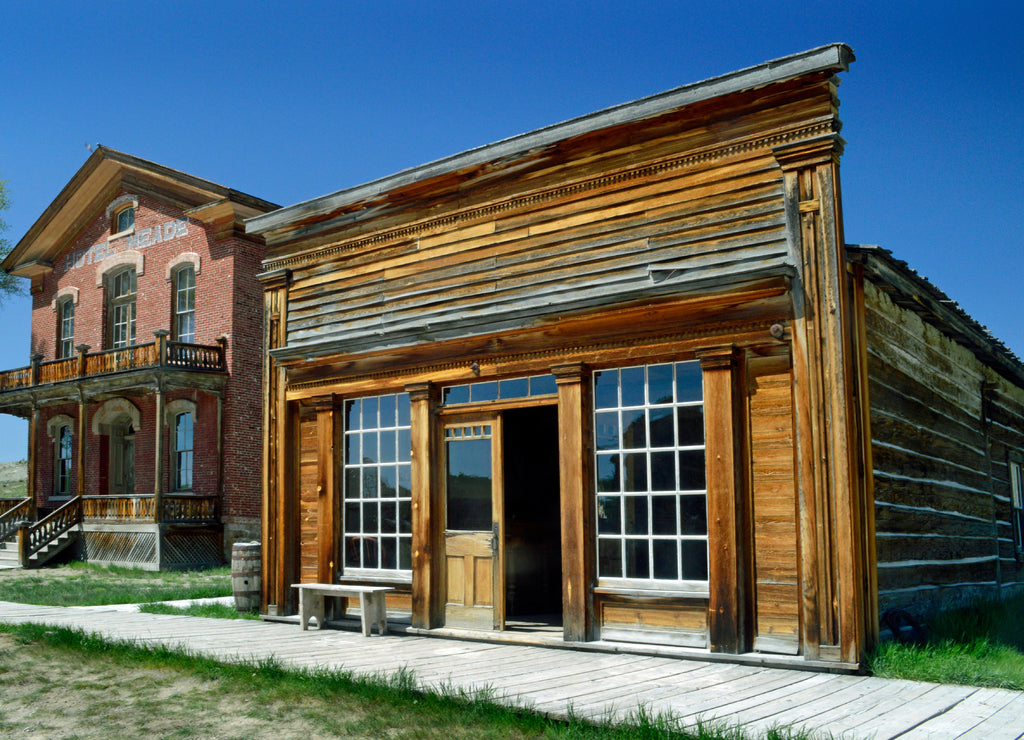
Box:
[1,1,1021,461]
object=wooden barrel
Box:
[231,541,261,613]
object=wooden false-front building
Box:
[0,148,276,569]
[248,44,1024,667]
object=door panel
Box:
[443,416,504,629]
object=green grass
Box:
[0,562,231,606]
[138,601,261,620]
[0,622,812,740]
[867,593,1024,690]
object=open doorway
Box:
[502,405,561,629]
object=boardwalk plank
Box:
[1,602,1021,740]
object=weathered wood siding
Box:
[865,279,1024,617]
[747,353,800,653]
[298,408,319,584]
[271,77,838,359]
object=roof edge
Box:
[247,43,854,238]
[847,244,1024,387]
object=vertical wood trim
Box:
[27,406,39,519]
[314,397,339,584]
[699,346,747,653]
[408,381,441,628]
[278,397,300,613]
[775,133,868,663]
[851,264,879,649]
[260,270,289,615]
[552,362,594,642]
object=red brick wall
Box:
[28,190,264,543]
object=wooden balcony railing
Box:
[82,494,219,524]
[83,495,156,521]
[162,494,219,524]
[0,334,226,394]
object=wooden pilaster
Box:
[698,346,748,654]
[552,362,594,642]
[74,345,89,500]
[259,268,291,615]
[313,395,340,584]
[774,132,866,663]
[407,381,442,628]
[153,331,169,524]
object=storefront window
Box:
[594,361,708,586]
[343,392,412,574]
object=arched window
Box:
[109,267,137,348]
[173,265,196,343]
[115,205,135,234]
[56,425,73,496]
[173,412,194,491]
[57,297,75,359]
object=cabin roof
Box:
[2,146,279,276]
[848,244,1024,387]
[247,43,855,242]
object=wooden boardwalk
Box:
[1,601,1021,739]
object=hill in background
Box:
[0,460,27,498]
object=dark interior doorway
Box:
[502,405,562,627]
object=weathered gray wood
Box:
[3,602,1022,740]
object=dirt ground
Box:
[0,632,389,740]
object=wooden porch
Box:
[0,601,1020,738]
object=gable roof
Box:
[2,146,279,278]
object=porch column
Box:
[697,345,748,654]
[313,395,341,584]
[26,404,39,519]
[154,331,170,526]
[407,381,442,629]
[74,345,89,499]
[552,362,594,642]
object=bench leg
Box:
[357,593,388,636]
[300,590,324,630]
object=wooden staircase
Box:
[0,497,82,569]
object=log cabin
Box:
[246,43,1024,668]
[0,148,276,569]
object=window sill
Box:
[593,584,709,600]
[337,571,412,586]
[108,228,135,242]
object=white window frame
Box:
[55,425,73,497]
[593,360,708,595]
[172,411,194,491]
[173,265,196,344]
[109,267,137,349]
[342,392,413,579]
[58,297,75,359]
[1011,457,1024,559]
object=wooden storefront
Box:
[249,44,881,667]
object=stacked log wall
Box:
[864,279,1024,618]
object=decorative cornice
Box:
[286,317,780,393]
[264,121,837,273]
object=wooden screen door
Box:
[443,414,505,630]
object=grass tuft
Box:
[867,593,1024,690]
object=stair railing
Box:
[19,496,82,564]
[0,497,32,543]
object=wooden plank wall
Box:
[864,280,1024,617]
[275,78,839,359]
[297,408,319,584]
[747,352,800,653]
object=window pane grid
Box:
[175,267,196,343]
[441,374,557,405]
[343,393,412,573]
[594,361,708,585]
[59,300,74,359]
[174,412,193,491]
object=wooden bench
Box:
[291,583,395,636]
